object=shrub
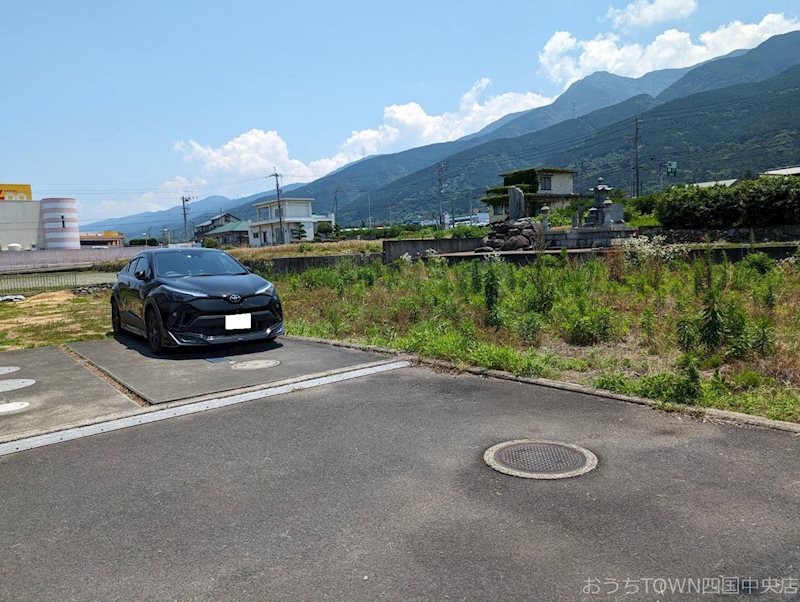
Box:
[676,315,699,352]
[742,252,776,275]
[483,261,501,327]
[653,177,800,229]
[560,305,616,346]
[515,312,545,345]
[202,238,219,248]
[699,291,725,350]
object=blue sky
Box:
[2,0,799,221]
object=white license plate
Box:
[225,313,252,330]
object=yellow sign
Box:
[0,184,33,201]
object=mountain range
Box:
[83,30,800,236]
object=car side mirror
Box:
[135,270,147,281]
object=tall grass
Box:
[275,245,800,423]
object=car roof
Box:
[130,248,224,261]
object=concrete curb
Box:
[282,335,800,435]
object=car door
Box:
[117,258,139,327]
[128,254,151,333]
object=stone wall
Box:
[476,217,635,251]
[639,225,800,244]
[382,238,483,263]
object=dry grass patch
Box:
[230,240,380,262]
[0,290,110,350]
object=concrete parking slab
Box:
[1,365,798,601]
[68,336,384,404]
[0,347,136,442]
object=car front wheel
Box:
[146,309,166,356]
[111,299,122,335]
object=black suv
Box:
[111,248,283,354]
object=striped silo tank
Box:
[41,198,80,250]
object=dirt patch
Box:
[24,291,75,305]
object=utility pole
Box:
[181,195,191,243]
[633,115,642,197]
[269,168,283,244]
[437,161,447,228]
[332,186,341,227]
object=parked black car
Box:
[111,248,283,354]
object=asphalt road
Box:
[2,366,798,601]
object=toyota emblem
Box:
[228,294,242,304]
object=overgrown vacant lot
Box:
[280,243,800,423]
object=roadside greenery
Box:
[273,241,800,423]
[654,177,800,229]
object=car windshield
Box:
[154,251,247,277]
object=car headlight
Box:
[161,285,209,302]
[255,282,276,296]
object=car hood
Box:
[157,273,272,297]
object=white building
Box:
[535,167,576,196]
[0,195,80,251]
[488,167,580,222]
[248,198,334,246]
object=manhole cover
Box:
[230,359,280,370]
[484,440,597,479]
[0,366,20,375]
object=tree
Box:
[292,223,307,241]
[316,221,333,240]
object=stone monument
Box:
[508,186,525,220]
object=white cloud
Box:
[608,0,697,30]
[82,176,207,221]
[175,80,554,184]
[539,12,800,87]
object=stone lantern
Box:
[540,205,550,230]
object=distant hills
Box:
[84,30,800,234]
[82,183,304,240]
[224,64,696,221]
[339,65,800,224]
[658,31,800,101]
[338,30,800,224]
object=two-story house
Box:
[248,198,334,246]
[194,213,241,241]
[484,167,582,222]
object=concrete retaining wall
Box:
[382,238,483,263]
[0,247,140,273]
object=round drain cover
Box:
[0,402,30,414]
[230,359,280,370]
[484,440,597,479]
[0,366,20,375]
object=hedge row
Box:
[654,177,800,229]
